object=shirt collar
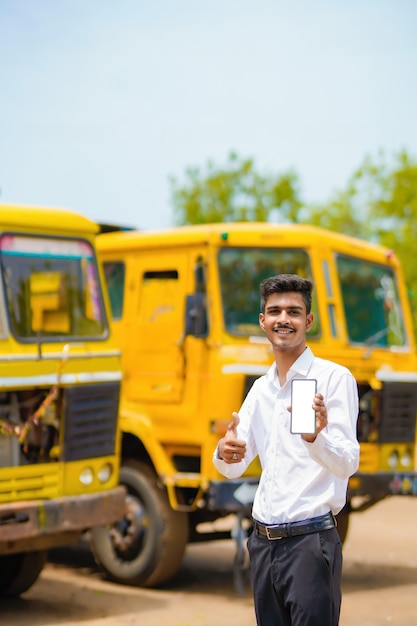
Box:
[289,346,314,377]
[266,346,314,385]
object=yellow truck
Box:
[95,221,417,588]
[0,205,125,596]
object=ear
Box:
[306,313,314,331]
[259,312,265,331]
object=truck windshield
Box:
[217,247,319,337]
[0,234,107,340]
[337,254,406,347]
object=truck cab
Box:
[0,205,125,596]
[95,222,417,588]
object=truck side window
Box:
[103,262,125,320]
[337,254,406,346]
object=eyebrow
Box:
[265,304,304,312]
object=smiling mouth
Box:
[274,327,294,335]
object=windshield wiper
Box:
[363,327,389,358]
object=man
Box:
[213,274,359,626]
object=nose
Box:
[277,310,290,324]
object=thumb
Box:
[226,412,240,438]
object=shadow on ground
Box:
[342,558,417,594]
[47,537,252,598]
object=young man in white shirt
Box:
[213,274,359,626]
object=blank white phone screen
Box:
[290,379,317,434]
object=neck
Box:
[274,346,307,386]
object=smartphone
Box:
[290,378,317,434]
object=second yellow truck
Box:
[94,221,417,589]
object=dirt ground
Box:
[1,496,417,626]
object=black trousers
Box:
[247,526,342,626]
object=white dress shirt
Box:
[213,347,360,524]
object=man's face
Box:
[259,291,314,353]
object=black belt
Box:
[254,512,336,540]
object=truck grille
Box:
[379,382,417,443]
[0,464,60,502]
[63,382,120,461]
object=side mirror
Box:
[185,293,208,338]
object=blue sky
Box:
[1,0,416,230]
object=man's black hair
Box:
[260,274,313,314]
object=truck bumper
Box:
[206,479,259,514]
[349,471,417,505]
[0,486,126,555]
[206,472,417,518]
[207,472,417,517]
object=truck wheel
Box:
[335,503,350,543]
[0,551,47,597]
[91,460,189,587]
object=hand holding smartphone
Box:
[290,378,317,435]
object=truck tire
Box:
[0,551,47,597]
[91,460,189,587]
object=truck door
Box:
[127,255,189,403]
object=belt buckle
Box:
[265,526,282,541]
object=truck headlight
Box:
[98,462,113,483]
[400,450,412,468]
[79,467,94,485]
[387,450,399,469]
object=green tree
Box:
[170,152,302,226]
[169,149,417,331]
[304,150,417,329]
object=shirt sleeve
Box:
[303,369,360,479]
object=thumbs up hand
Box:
[225,412,240,438]
[218,412,247,464]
